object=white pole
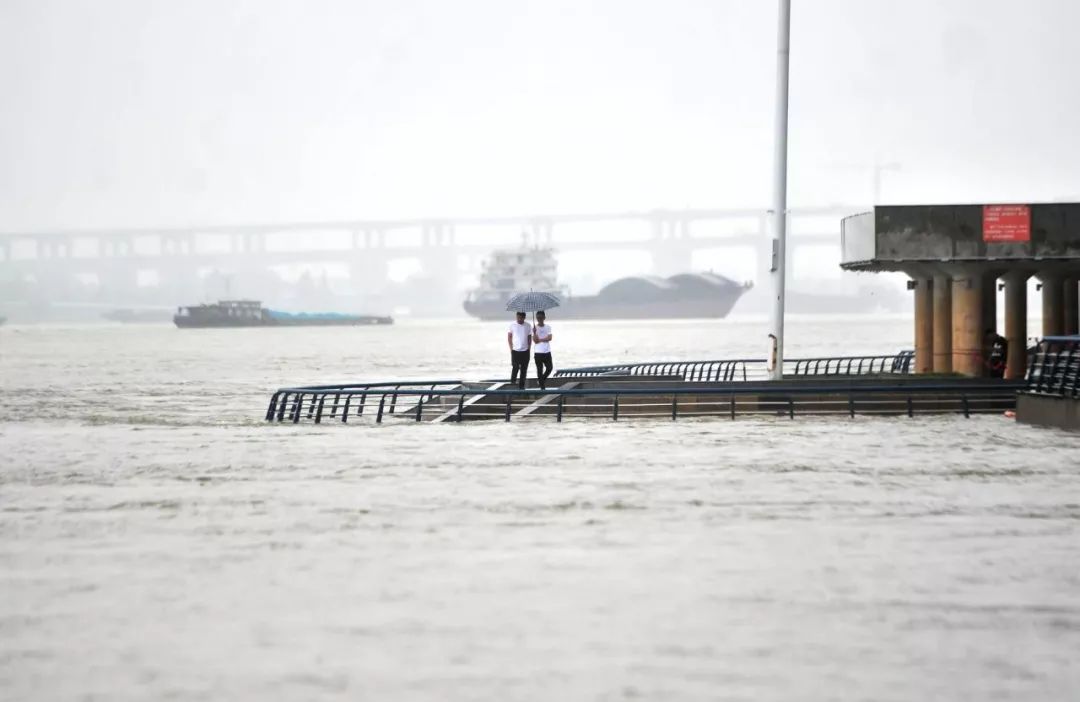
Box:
[768,0,791,381]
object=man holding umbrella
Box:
[507,311,532,390]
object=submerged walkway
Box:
[265,351,1029,424]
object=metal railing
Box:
[1025,336,1080,397]
[554,351,913,382]
[554,359,755,382]
[266,380,1019,425]
[265,380,463,424]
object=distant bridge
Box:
[0,206,863,312]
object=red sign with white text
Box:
[983,204,1030,242]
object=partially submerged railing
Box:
[1025,336,1080,398]
[266,380,1019,424]
[265,379,463,424]
[554,351,913,382]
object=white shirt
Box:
[508,321,533,352]
[533,323,552,353]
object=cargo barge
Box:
[174,300,392,328]
[463,245,751,320]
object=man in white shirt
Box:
[532,310,554,390]
[507,311,532,389]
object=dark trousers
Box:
[510,350,530,389]
[534,352,553,389]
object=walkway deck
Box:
[264,351,1026,425]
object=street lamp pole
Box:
[768,0,791,381]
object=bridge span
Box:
[0,205,862,315]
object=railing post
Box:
[315,396,326,424]
[330,393,340,418]
[962,394,970,418]
[389,386,400,414]
[1072,348,1080,397]
[557,394,564,422]
[505,395,511,422]
[307,396,317,419]
[906,395,913,418]
[276,392,290,422]
[848,394,855,418]
[1042,345,1060,394]
[415,397,424,422]
[341,395,351,423]
[671,395,678,421]
[730,395,736,420]
[265,393,279,421]
[457,394,465,421]
[293,394,304,424]
[788,397,794,419]
[376,396,386,424]
[1058,347,1075,395]
[358,392,367,416]
[1025,343,1039,389]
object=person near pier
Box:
[508,311,532,389]
[532,310,554,390]
[985,328,1008,378]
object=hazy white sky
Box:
[2,0,1079,230]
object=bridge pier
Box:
[932,273,953,373]
[650,215,693,276]
[1003,272,1028,379]
[1040,274,1064,336]
[951,272,985,377]
[351,227,387,249]
[526,219,554,245]
[421,222,455,248]
[911,277,934,373]
[1064,276,1079,335]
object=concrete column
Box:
[1040,275,1064,337]
[951,273,984,377]
[982,273,998,334]
[1064,277,1079,336]
[932,274,953,373]
[1003,273,1028,379]
[913,278,934,373]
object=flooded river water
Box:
[1,316,1078,700]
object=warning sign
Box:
[983,204,1030,243]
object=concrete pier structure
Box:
[981,273,998,334]
[1041,275,1064,337]
[951,273,984,376]
[913,278,934,373]
[842,203,1080,377]
[1003,273,1028,379]
[932,274,953,373]
[1064,277,1079,335]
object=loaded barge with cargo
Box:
[463,246,752,320]
[174,300,392,328]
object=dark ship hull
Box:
[464,273,752,321]
[174,300,392,328]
